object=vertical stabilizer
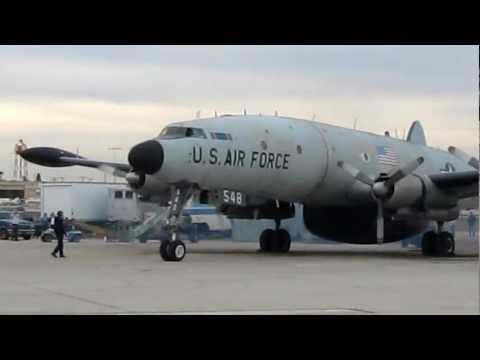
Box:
[406,121,427,146]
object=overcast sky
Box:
[0,45,478,181]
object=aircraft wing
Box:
[19,147,131,178]
[429,170,479,199]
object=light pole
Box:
[107,147,123,183]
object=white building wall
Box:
[41,182,130,221]
[41,184,73,218]
[106,188,141,222]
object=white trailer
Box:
[40,182,137,221]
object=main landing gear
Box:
[159,186,193,262]
[421,221,455,257]
[259,218,291,253]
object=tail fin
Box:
[406,120,427,146]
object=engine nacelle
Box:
[127,172,170,204]
[350,174,460,211]
[422,176,459,209]
[383,175,424,209]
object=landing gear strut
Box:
[421,221,455,257]
[159,186,193,262]
[259,218,291,253]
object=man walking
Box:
[51,211,67,258]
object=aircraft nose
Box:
[128,140,164,175]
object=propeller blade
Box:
[385,157,424,187]
[448,146,479,170]
[337,161,374,186]
[376,199,384,244]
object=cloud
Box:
[0,45,476,105]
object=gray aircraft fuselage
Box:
[154,115,470,203]
[19,114,477,246]
[138,115,474,244]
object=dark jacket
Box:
[53,216,67,236]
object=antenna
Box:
[13,139,28,181]
[107,146,123,183]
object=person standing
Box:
[40,213,48,228]
[51,211,67,258]
[448,220,456,238]
[467,211,477,241]
[49,212,55,229]
[11,211,20,241]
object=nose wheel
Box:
[159,186,193,262]
[160,239,186,261]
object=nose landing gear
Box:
[160,238,187,261]
[421,222,455,257]
[159,186,193,262]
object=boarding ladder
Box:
[128,207,169,241]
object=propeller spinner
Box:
[126,140,164,188]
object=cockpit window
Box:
[159,126,206,139]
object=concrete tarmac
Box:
[0,234,478,315]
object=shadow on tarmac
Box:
[138,242,478,261]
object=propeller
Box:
[338,156,424,243]
[125,170,146,189]
[448,146,479,170]
[123,139,164,189]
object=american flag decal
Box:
[375,145,399,166]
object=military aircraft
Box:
[19,115,478,261]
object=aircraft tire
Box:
[277,229,291,253]
[259,229,274,252]
[438,232,455,257]
[421,231,436,256]
[167,240,186,261]
[160,240,171,260]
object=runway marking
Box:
[31,286,132,313]
[0,275,133,313]
[111,308,376,315]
